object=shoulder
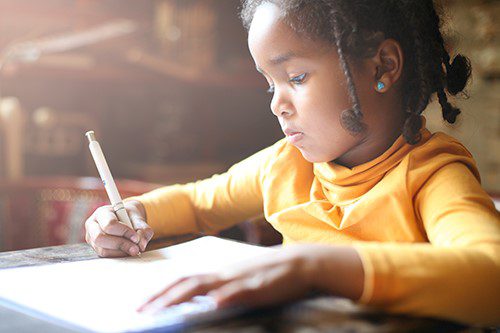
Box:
[411,131,473,162]
[405,131,481,191]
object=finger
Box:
[136,229,152,252]
[138,275,226,312]
[86,218,106,246]
[137,276,190,312]
[214,272,308,309]
[128,209,154,251]
[85,229,90,244]
[128,208,148,229]
[87,220,140,256]
[210,280,263,309]
[94,247,131,258]
[95,208,139,243]
[158,277,222,307]
[84,217,96,245]
[95,234,141,256]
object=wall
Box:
[425,0,499,192]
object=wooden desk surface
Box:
[0,237,479,333]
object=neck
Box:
[334,111,407,169]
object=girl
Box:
[85,0,500,326]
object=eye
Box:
[267,85,275,94]
[289,73,307,85]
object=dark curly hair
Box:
[240,0,472,144]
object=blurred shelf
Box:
[1,51,266,90]
[125,49,265,89]
[0,1,265,90]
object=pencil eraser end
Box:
[85,131,96,142]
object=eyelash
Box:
[266,73,307,94]
[290,73,307,84]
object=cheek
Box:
[299,82,349,131]
[309,73,351,112]
[328,78,354,112]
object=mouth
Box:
[283,127,301,136]
[283,128,304,145]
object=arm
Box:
[351,162,500,326]
[137,242,365,313]
[306,245,365,300]
[132,140,285,238]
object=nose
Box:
[270,89,294,118]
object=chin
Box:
[298,148,335,164]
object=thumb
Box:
[136,228,154,252]
[127,206,149,230]
[128,211,154,251]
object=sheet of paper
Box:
[0,236,274,332]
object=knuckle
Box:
[172,276,190,286]
[124,200,136,209]
[118,241,129,252]
[189,276,212,292]
[93,233,106,246]
[189,281,205,292]
[101,220,118,234]
[246,277,264,290]
[124,229,136,240]
[119,241,135,254]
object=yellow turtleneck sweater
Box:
[133,125,500,326]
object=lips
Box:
[282,127,304,145]
[283,128,303,136]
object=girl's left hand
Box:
[136,246,319,313]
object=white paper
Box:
[0,236,274,332]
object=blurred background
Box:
[0,0,498,251]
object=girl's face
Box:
[248,3,379,164]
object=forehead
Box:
[248,2,328,66]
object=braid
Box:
[437,89,460,123]
[401,0,471,142]
[437,43,461,123]
[402,6,431,144]
[428,2,470,123]
[330,7,366,134]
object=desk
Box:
[0,237,481,333]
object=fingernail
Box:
[131,234,139,243]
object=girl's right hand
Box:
[85,200,154,257]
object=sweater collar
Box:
[312,117,431,202]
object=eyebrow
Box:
[256,51,298,73]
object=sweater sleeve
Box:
[129,141,284,238]
[353,162,500,326]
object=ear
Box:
[371,39,404,93]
